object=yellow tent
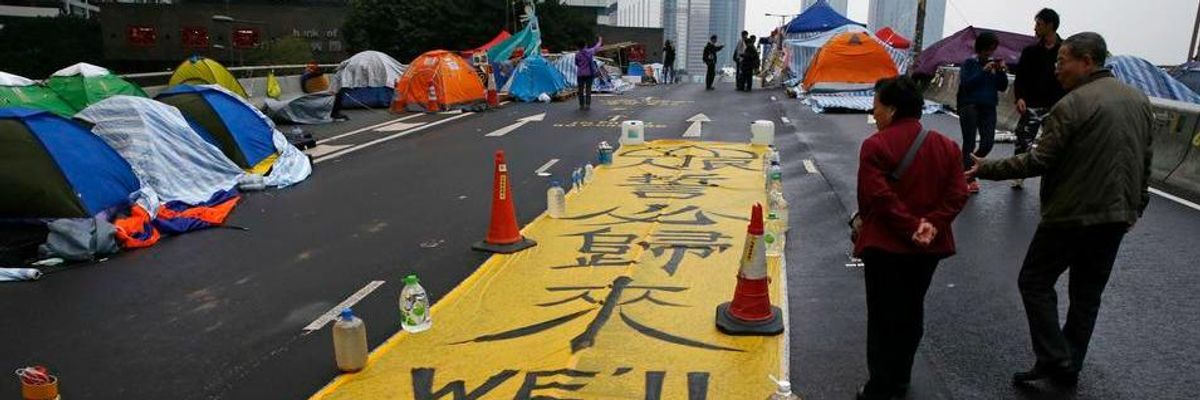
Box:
[168,56,249,98]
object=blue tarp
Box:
[508,55,568,102]
[338,86,394,109]
[1107,55,1200,104]
[784,0,865,34]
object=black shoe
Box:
[1013,364,1078,386]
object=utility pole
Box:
[911,0,928,72]
[1190,0,1200,61]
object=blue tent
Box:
[155,85,277,172]
[507,55,568,102]
[785,0,865,34]
[1107,55,1200,104]
[0,107,139,218]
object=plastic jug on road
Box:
[332,308,368,372]
[547,180,567,219]
[400,275,432,333]
[584,163,595,184]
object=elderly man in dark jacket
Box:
[968,32,1153,388]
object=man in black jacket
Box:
[1011,8,1067,188]
[703,35,724,90]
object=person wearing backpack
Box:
[852,76,970,400]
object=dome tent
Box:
[46,63,147,112]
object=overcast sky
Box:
[745,0,1198,65]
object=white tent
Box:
[333,50,406,90]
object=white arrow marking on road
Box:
[682,113,711,138]
[375,122,424,132]
[315,112,474,163]
[317,113,424,145]
[303,280,386,332]
[535,159,560,176]
[485,112,546,137]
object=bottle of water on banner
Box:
[584,163,595,184]
[332,308,368,372]
[764,145,777,171]
[769,190,790,233]
[766,161,783,192]
[547,180,567,219]
[768,380,800,400]
[765,212,785,257]
[400,275,431,333]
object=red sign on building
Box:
[232,28,260,49]
[181,26,209,49]
[127,26,157,47]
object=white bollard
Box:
[751,120,775,146]
[620,120,645,145]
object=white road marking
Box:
[803,159,819,174]
[375,122,424,132]
[317,113,424,144]
[777,253,792,385]
[780,117,791,125]
[682,113,710,138]
[315,112,474,163]
[304,144,351,158]
[303,280,386,332]
[535,159,560,176]
[485,113,546,137]
[1150,187,1200,212]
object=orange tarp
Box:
[392,50,486,112]
[803,32,899,90]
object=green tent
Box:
[0,71,77,118]
[46,63,147,112]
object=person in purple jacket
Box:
[574,36,603,110]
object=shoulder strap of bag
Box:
[890,127,930,181]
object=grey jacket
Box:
[977,69,1153,228]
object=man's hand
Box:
[965,154,984,179]
[912,218,938,247]
[1016,98,1027,115]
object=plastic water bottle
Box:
[399,275,431,333]
[765,212,785,257]
[332,308,368,372]
[769,190,790,233]
[547,180,567,219]
[763,146,777,171]
[766,161,783,192]
[768,380,800,400]
[584,163,595,184]
[572,167,584,192]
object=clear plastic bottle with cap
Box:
[765,212,785,257]
[769,190,789,233]
[546,180,567,219]
[572,167,584,192]
[584,163,595,184]
[399,275,431,333]
[768,381,800,400]
[766,161,783,192]
[332,307,368,372]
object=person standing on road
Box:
[663,40,676,84]
[734,31,748,90]
[853,76,970,400]
[1011,8,1066,188]
[956,32,1008,194]
[574,36,603,110]
[703,35,724,90]
[968,32,1153,388]
[739,36,760,92]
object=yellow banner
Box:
[313,140,782,399]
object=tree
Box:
[243,36,314,66]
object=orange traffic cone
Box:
[472,150,537,254]
[484,65,500,107]
[716,203,784,335]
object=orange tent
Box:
[392,50,486,112]
[803,32,899,93]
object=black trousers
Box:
[862,251,940,396]
[663,64,674,84]
[705,63,716,89]
[1014,107,1048,155]
[577,76,594,108]
[1019,224,1127,371]
[958,103,997,172]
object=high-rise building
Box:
[663,0,743,74]
[800,0,847,15]
[868,0,945,49]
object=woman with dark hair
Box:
[957,32,1009,193]
[854,76,970,400]
[574,36,603,110]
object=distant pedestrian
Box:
[956,32,1008,194]
[663,40,676,84]
[738,36,760,92]
[853,76,970,400]
[734,31,748,90]
[967,32,1153,388]
[574,36,603,110]
[703,35,724,90]
[1011,8,1066,188]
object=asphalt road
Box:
[2,81,1198,399]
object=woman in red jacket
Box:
[854,76,970,400]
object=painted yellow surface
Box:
[312,140,781,400]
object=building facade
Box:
[663,0,743,75]
[868,0,945,49]
[801,0,847,15]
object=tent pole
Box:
[911,0,928,73]
[1190,0,1200,61]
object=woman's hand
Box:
[912,218,938,247]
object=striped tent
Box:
[1106,55,1200,104]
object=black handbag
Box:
[850,127,930,242]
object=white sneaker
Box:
[1011,179,1024,189]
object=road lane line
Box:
[317,113,424,144]
[778,254,792,384]
[305,144,351,158]
[1150,187,1200,212]
[303,280,386,332]
[375,122,424,132]
[535,159,560,176]
[315,112,474,164]
[803,159,818,174]
[780,116,791,125]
